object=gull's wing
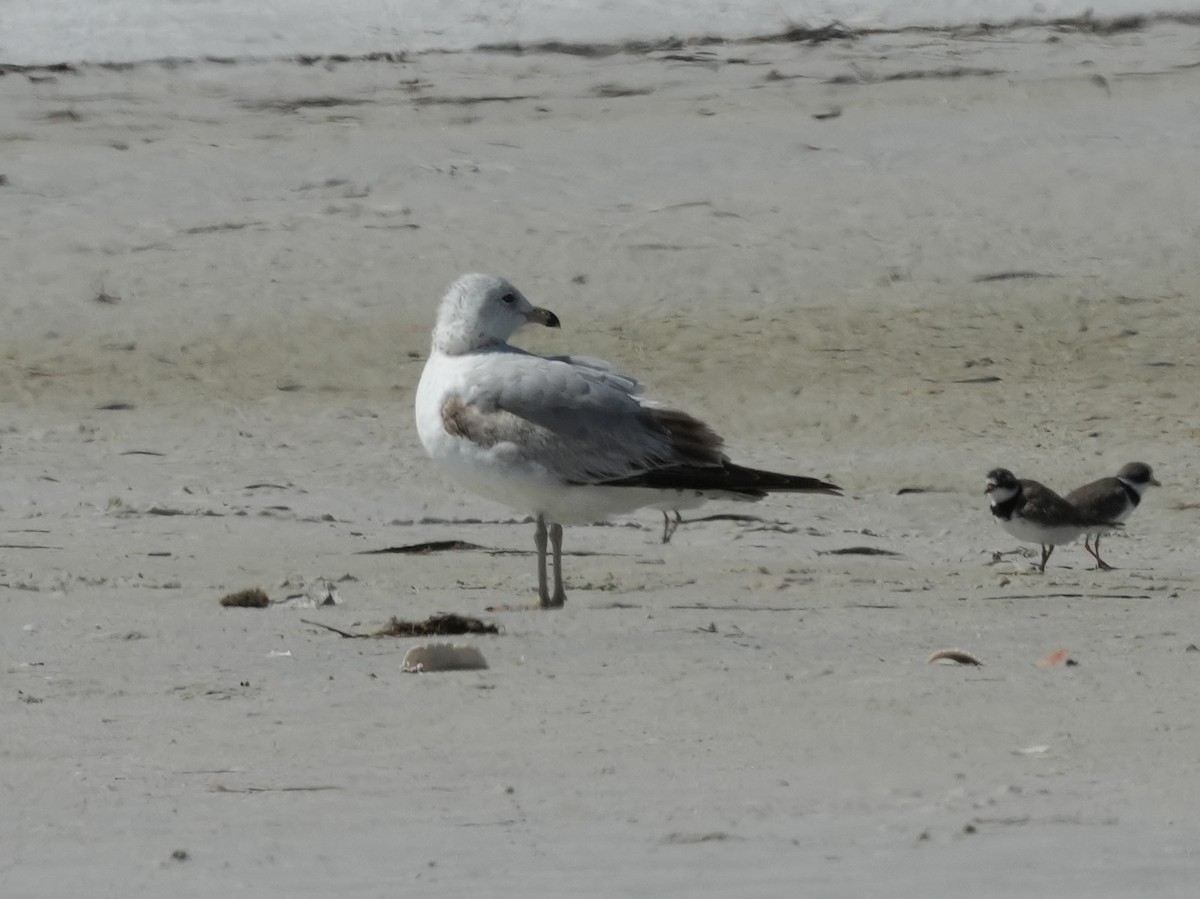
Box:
[446,351,724,485]
[545,354,645,396]
[445,350,840,496]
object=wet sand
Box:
[2,21,1200,896]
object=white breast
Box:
[1000,514,1082,547]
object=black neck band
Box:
[1119,480,1141,508]
[990,492,1019,521]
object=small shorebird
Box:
[1065,462,1160,570]
[984,468,1123,572]
[657,508,684,544]
[415,274,842,607]
[651,498,704,544]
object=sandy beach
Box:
[3,19,1200,896]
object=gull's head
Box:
[1116,461,1160,494]
[432,274,560,355]
[984,468,1019,505]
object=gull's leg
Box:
[1038,544,1053,573]
[548,522,567,607]
[534,514,551,606]
[661,511,682,544]
[1092,534,1114,571]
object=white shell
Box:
[401,643,489,673]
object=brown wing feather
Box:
[1021,479,1121,528]
[1065,477,1130,522]
[638,406,726,468]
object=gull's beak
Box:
[526,306,561,329]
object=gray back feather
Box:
[455,349,726,484]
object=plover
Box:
[655,507,685,544]
[415,274,842,608]
[1065,461,1160,570]
[650,496,704,544]
[984,467,1122,572]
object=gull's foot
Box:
[486,590,565,610]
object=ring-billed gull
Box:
[415,274,842,608]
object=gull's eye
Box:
[500,293,516,305]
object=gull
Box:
[414,274,842,608]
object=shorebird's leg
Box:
[661,511,682,544]
[1092,534,1114,571]
[534,514,551,606]
[1082,535,1096,563]
[1038,544,1054,572]
[549,522,567,607]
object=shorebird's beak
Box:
[525,306,561,328]
[984,483,996,494]
[1150,476,1162,487]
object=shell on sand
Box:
[401,643,489,673]
[926,649,983,666]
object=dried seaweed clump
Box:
[376,613,499,637]
[220,587,271,608]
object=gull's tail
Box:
[597,462,842,499]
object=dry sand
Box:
[3,21,1200,896]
